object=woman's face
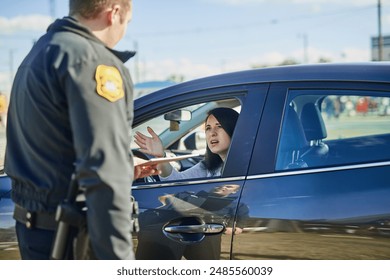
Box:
[205,114,231,161]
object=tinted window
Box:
[276,91,390,170]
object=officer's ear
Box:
[106,4,121,26]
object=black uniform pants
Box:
[15,221,55,260]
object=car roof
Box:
[135,62,390,109]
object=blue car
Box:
[1,62,390,259]
[0,171,16,258]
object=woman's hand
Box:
[134,126,165,157]
[134,126,173,178]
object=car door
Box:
[131,84,267,259]
[0,173,18,259]
[233,81,390,259]
[0,174,13,228]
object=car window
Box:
[130,103,206,151]
[322,96,390,139]
[276,91,390,170]
[132,98,241,182]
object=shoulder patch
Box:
[95,65,124,102]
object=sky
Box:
[1,0,390,93]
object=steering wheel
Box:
[133,149,161,183]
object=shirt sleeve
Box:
[63,57,134,259]
[160,161,208,181]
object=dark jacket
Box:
[5,17,135,259]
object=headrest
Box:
[279,107,308,152]
[300,103,327,141]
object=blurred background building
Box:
[371,35,390,61]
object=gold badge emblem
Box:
[95,65,124,102]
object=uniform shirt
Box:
[5,17,135,259]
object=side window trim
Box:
[132,86,252,185]
[223,84,269,177]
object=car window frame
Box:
[248,81,390,176]
[132,84,266,187]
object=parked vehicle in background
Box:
[1,62,390,259]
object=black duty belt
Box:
[13,204,58,231]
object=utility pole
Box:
[133,41,139,84]
[50,0,56,19]
[378,0,383,61]
[303,33,308,64]
[9,49,14,86]
[298,33,308,64]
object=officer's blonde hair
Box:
[69,0,131,19]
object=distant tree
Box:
[251,56,333,69]
[318,57,332,63]
[251,58,299,69]
[278,58,299,66]
[167,74,185,83]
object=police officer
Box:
[5,0,156,260]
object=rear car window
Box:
[276,91,390,170]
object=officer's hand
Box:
[224,227,243,235]
[134,157,161,179]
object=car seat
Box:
[300,103,329,166]
[276,106,309,170]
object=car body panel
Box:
[132,179,246,259]
[234,164,390,259]
[0,175,13,229]
[0,174,18,259]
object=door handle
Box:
[162,217,225,244]
[164,223,224,234]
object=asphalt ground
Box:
[3,230,389,260]
[0,228,20,260]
